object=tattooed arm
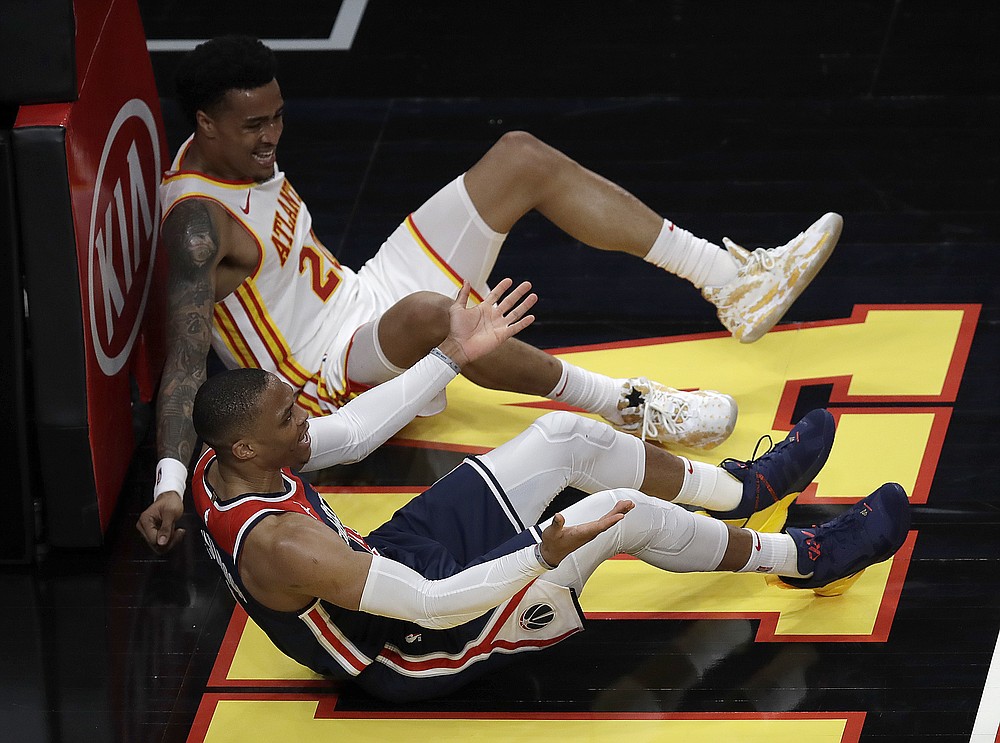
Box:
[136,199,220,553]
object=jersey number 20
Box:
[299,244,341,302]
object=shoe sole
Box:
[733,491,798,533]
[737,213,843,343]
[765,569,864,597]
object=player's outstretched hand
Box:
[439,279,536,367]
[136,491,186,554]
[538,499,634,569]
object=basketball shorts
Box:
[357,457,584,702]
[318,175,506,405]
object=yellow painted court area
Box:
[812,411,935,501]
[197,700,858,743]
[577,549,897,637]
[395,307,968,502]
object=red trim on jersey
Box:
[406,214,485,303]
[302,603,372,675]
[374,582,579,676]
[233,286,310,387]
[214,301,261,369]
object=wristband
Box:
[153,457,188,501]
[534,542,558,570]
[429,346,461,375]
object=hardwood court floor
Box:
[3,93,999,742]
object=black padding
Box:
[0,0,77,104]
[0,128,36,561]
[12,125,101,548]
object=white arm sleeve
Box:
[301,354,457,471]
[359,547,549,629]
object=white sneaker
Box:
[619,378,738,450]
[703,213,842,343]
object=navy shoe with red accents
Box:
[707,409,836,521]
[779,482,911,591]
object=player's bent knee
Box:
[530,412,642,492]
[394,291,451,334]
[557,487,643,529]
[375,292,453,366]
[532,411,617,448]
[491,131,561,181]
[493,130,542,157]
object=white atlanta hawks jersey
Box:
[159,136,373,414]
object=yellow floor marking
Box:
[195,699,861,743]
[578,548,897,637]
[392,307,969,505]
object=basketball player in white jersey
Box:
[138,35,842,553]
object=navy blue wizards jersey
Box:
[192,449,586,701]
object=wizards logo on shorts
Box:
[519,603,555,631]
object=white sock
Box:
[672,458,743,511]
[546,359,624,425]
[644,218,739,289]
[737,531,810,577]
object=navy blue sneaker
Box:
[780,482,911,592]
[707,409,836,521]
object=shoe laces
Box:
[735,229,810,274]
[796,501,875,576]
[719,433,794,511]
[720,433,778,471]
[801,529,823,562]
[744,247,777,272]
[641,388,692,441]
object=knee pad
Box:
[532,411,618,448]
[633,497,729,572]
[531,412,643,492]
[346,317,405,386]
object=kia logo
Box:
[87,98,161,376]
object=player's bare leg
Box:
[465,131,841,343]
[464,131,663,256]
[350,281,734,446]
[351,291,631,421]
[367,291,561,392]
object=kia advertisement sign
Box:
[87,98,161,377]
[14,0,167,544]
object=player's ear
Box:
[232,438,255,462]
[195,109,215,138]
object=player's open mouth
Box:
[299,425,310,447]
[253,149,275,167]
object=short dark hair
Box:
[175,35,277,128]
[193,367,274,450]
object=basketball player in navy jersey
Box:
[189,278,909,702]
[140,34,842,554]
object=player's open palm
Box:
[539,499,635,568]
[446,279,536,365]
